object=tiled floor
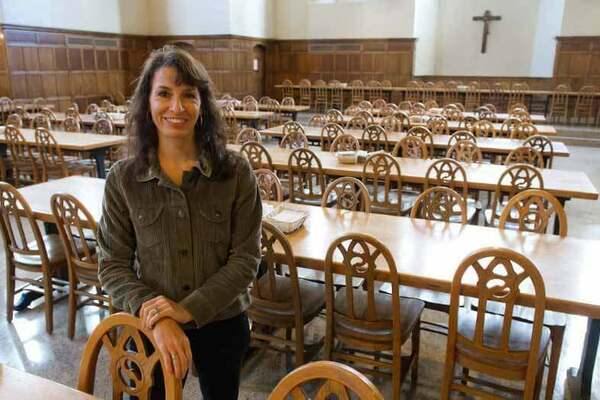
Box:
[0,124,599,399]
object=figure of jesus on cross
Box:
[473,10,501,54]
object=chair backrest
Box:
[308,114,326,127]
[410,186,467,224]
[406,126,434,155]
[4,125,38,181]
[321,177,371,212]
[448,130,477,146]
[489,164,544,225]
[424,158,469,198]
[446,140,483,163]
[63,116,81,132]
[458,115,478,130]
[268,360,384,400]
[243,99,259,112]
[288,148,326,203]
[281,96,295,106]
[393,135,429,159]
[320,123,344,151]
[428,116,449,135]
[345,116,368,130]
[0,182,49,266]
[505,146,544,168]
[240,141,274,170]
[51,193,100,286]
[511,122,538,140]
[32,114,51,130]
[6,113,22,128]
[254,168,284,202]
[357,100,373,112]
[325,109,344,124]
[356,110,374,124]
[361,124,389,152]
[258,96,271,105]
[372,98,387,111]
[235,127,262,145]
[35,127,66,180]
[471,120,496,138]
[221,106,238,141]
[523,135,554,168]
[381,115,402,133]
[85,103,99,114]
[92,118,114,135]
[280,121,308,149]
[324,233,400,343]
[78,313,182,400]
[361,152,403,215]
[445,247,546,399]
[499,117,521,138]
[499,189,567,236]
[330,133,360,152]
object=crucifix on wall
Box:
[473,10,501,53]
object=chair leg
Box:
[534,355,546,399]
[294,326,304,367]
[43,274,53,334]
[6,262,15,323]
[411,320,421,383]
[68,287,76,339]
[545,325,565,400]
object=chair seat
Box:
[379,283,464,310]
[371,189,417,214]
[334,287,424,343]
[13,234,67,269]
[456,309,551,366]
[475,300,567,327]
[251,273,325,324]
[292,266,364,288]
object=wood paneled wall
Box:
[554,36,600,89]
[150,35,269,100]
[265,39,415,97]
[414,76,554,90]
[1,24,149,111]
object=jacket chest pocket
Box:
[197,203,230,244]
[133,206,164,247]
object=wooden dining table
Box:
[260,125,569,158]
[16,176,600,399]
[0,364,100,400]
[0,126,128,178]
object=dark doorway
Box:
[252,45,266,98]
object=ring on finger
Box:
[171,353,178,360]
[151,308,159,316]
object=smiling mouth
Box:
[163,116,188,123]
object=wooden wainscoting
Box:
[554,36,600,90]
[265,38,415,97]
[150,35,269,100]
[1,24,149,111]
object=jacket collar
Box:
[136,150,213,182]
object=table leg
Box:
[90,148,107,179]
[554,198,568,235]
[567,318,600,399]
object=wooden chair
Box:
[85,103,100,114]
[259,96,272,106]
[235,127,262,145]
[410,186,467,224]
[330,82,344,110]
[499,117,521,138]
[280,121,308,149]
[254,168,283,202]
[458,116,478,130]
[345,116,368,130]
[320,123,344,151]
[361,124,389,152]
[508,82,529,110]
[446,140,483,163]
[406,80,421,103]
[357,100,373,112]
[344,105,359,116]
[441,248,550,399]
[380,104,397,117]
[299,79,312,108]
[485,164,544,227]
[243,99,259,112]
[479,110,498,122]
[350,80,365,104]
[330,134,360,152]
[548,84,569,123]
[573,85,597,125]
[288,148,326,205]
[406,126,434,157]
[325,108,344,124]
[428,117,450,135]
[308,114,326,127]
[511,122,538,140]
[472,119,497,138]
[0,182,67,334]
[281,79,294,100]
[6,113,22,128]
[381,116,402,133]
[32,97,46,114]
[490,82,507,112]
[269,360,384,400]
[423,81,436,104]
[367,80,383,102]
[63,116,81,132]
[505,146,544,168]
[381,79,392,88]
[362,152,415,215]
[247,221,325,367]
[78,313,182,399]
[393,136,429,160]
[92,118,114,135]
[35,128,96,181]
[4,125,40,186]
[397,100,412,111]
[464,81,480,111]
[281,96,295,106]
[240,141,274,170]
[444,81,459,106]
[448,130,477,146]
[267,99,286,128]
[524,135,554,168]
[51,193,111,339]
[497,189,567,399]
[314,81,329,113]
[323,233,424,400]
[372,98,387,115]
[321,177,370,212]
[32,114,52,130]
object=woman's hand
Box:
[139,295,194,330]
[151,318,193,379]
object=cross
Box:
[473,10,501,54]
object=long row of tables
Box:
[14,175,600,399]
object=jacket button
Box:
[182,284,191,291]
[177,209,185,218]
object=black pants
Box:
[140,313,250,400]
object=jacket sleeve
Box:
[179,158,262,327]
[98,164,159,315]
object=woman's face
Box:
[149,66,201,142]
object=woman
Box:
[98,45,262,399]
